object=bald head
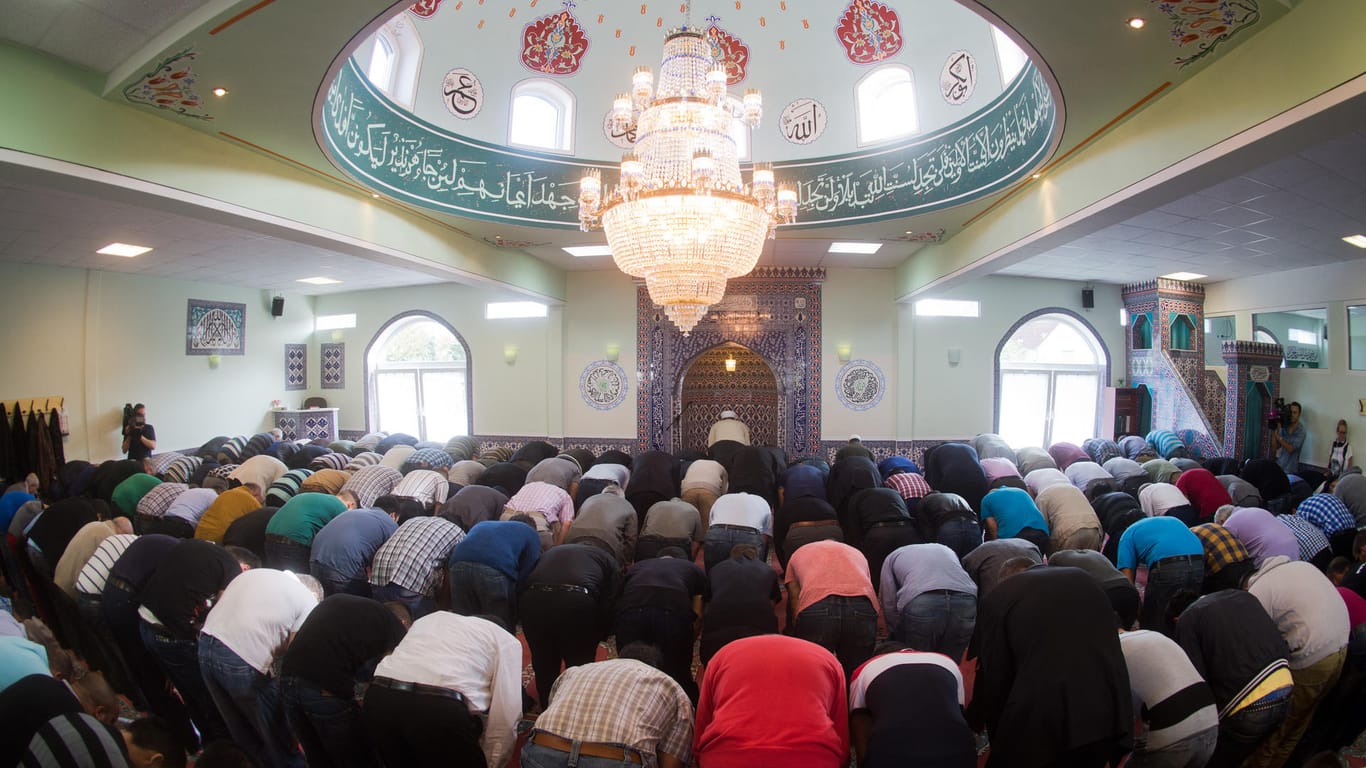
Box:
[72,670,121,725]
[112,517,134,535]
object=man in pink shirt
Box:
[784,539,881,677]
[694,634,848,768]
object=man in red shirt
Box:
[784,539,881,677]
[694,634,848,768]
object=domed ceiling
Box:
[317,0,1062,230]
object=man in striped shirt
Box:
[502,481,575,550]
[368,515,465,619]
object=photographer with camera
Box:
[121,403,157,461]
[1271,399,1305,475]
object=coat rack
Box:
[1,396,64,417]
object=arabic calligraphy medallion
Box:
[579,361,628,410]
[836,359,884,411]
[442,68,483,119]
[520,5,590,76]
[940,50,976,105]
[603,109,636,149]
[704,18,750,84]
[780,98,827,145]
[835,0,903,65]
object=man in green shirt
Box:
[264,492,351,572]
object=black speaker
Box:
[1081,288,1094,309]
[271,296,284,317]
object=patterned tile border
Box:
[285,343,307,391]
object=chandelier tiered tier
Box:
[577,24,797,335]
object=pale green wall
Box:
[562,271,638,439]
[1205,260,1366,467]
[822,269,900,440]
[903,275,1126,439]
[0,262,313,463]
[311,282,560,438]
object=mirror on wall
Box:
[1349,305,1366,371]
[1204,315,1235,366]
[1252,308,1328,369]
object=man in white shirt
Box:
[363,612,523,768]
[198,569,322,768]
[706,410,750,447]
[702,492,772,572]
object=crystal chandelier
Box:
[578,23,797,335]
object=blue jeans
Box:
[447,560,516,630]
[198,633,304,768]
[702,526,765,573]
[896,590,976,662]
[934,517,983,560]
[793,594,878,679]
[1129,726,1218,768]
[1208,691,1290,768]
[311,561,372,598]
[521,739,644,768]
[1141,556,1204,637]
[372,582,436,620]
[281,676,378,768]
[140,620,230,745]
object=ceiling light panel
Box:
[297,276,342,285]
[562,245,613,257]
[1160,271,1207,281]
[96,242,153,257]
[828,242,883,254]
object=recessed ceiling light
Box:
[562,245,613,257]
[212,87,228,97]
[297,276,342,285]
[1031,173,1041,179]
[828,242,882,254]
[1161,271,1207,281]
[1126,17,1145,29]
[370,193,380,199]
[96,242,153,257]
[1343,234,1366,249]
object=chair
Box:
[302,396,328,409]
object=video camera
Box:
[1267,397,1287,431]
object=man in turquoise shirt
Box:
[265,492,350,573]
[1116,516,1204,637]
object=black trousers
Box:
[361,682,484,768]
[615,605,697,702]
[520,589,602,708]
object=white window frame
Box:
[509,79,576,154]
[855,64,919,146]
[996,312,1107,446]
[990,24,1029,87]
[365,312,472,440]
[356,16,423,109]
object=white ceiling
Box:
[0,179,448,294]
[521,235,928,272]
[0,0,215,74]
[997,128,1366,285]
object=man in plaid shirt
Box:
[502,481,575,550]
[1296,493,1358,558]
[1190,522,1255,593]
[369,515,465,619]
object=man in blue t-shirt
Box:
[980,486,1050,554]
[1117,516,1204,637]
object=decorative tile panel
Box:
[321,343,345,389]
[285,344,307,391]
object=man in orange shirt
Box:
[194,484,263,543]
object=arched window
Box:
[990,24,1029,86]
[509,79,575,152]
[365,313,472,440]
[996,311,1109,448]
[356,16,423,109]
[855,65,918,145]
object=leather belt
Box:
[789,519,839,529]
[530,732,643,765]
[711,523,758,532]
[870,519,911,528]
[1153,554,1203,567]
[371,676,467,706]
[528,583,591,596]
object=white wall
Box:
[1205,259,1366,466]
[902,275,1126,439]
[312,281,560,438]
[0,262,313,463]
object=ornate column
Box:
[1220,340,1283,461]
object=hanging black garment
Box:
[10,406,28,480]
[47,408,64,467]
[31,412,57,497]
[0,405,12,484]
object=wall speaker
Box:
[1082,288,1095,309]
[271,296,285,317]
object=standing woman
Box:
[1327,419,1354,485]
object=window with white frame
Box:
[856,65,918,145]
[996,312,1107,448]
[366,313,471,440]
[356,16,423,109]
[991,24,1028,86]
[509,79,575,152]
